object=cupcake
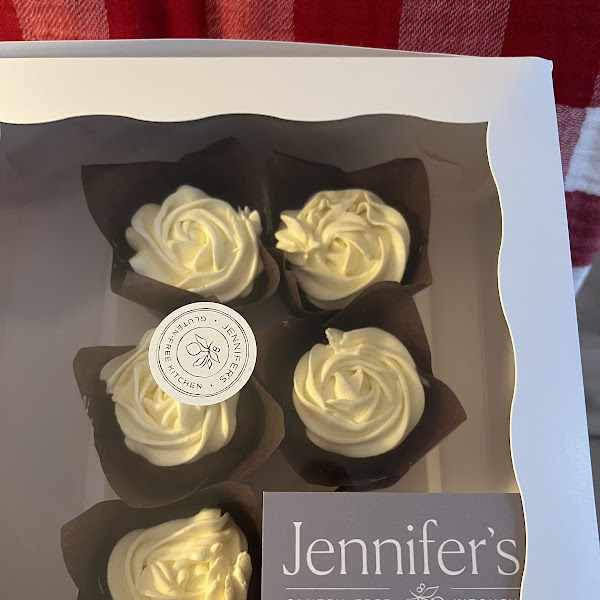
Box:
[73,332,284,507]
[269,152,431,314]
[255,282,466,490]
[61,482,261,600]
[100,329,239,467]
[82,138,279,314]
[275,189,411,309]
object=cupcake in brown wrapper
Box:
[82,138,280,315]
[73,339,284,508]
[269,152,431,315]
[255,282,465,490]
[61,481,261,600]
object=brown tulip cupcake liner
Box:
[61,481,262,600]
[268,151,432,316]
[73,344,284,508]
[254,281,466,491]
[81,137,280,315]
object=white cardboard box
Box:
[0,42,598,598]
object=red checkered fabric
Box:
[2,0,599,267]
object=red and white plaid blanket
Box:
[2,0,599,282]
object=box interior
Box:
[0,113,516,597]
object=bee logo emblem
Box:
[407,583,444,600]
[185,334,221,371]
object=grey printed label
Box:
[262,493,524,600]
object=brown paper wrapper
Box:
[268,151,431,315]
[73,345,284,508]
[255,282,466,490]
[62,482,261,600]
[82,137,280,315]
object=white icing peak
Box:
[100,329,239,467]
[126,185,264,302]
[293,327,425,458]
[107,508,252,600]
[275,189,410,309]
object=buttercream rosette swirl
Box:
[275,189,410,309]
[293,327,425,458]
[100,329,239,467]
[107,508,252,600]
[127,185,264,303]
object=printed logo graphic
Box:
[177,327,229,378]
[149,302,257,406]
[185,334,221,370]
[408,583,443,600]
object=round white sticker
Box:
[149,302,257,406]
